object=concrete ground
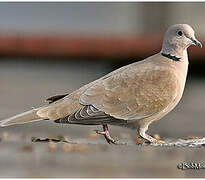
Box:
[0,58,205,177]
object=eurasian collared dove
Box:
[0,24,202,144]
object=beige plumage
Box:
[0,24,202,144]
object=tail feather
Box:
[0,108,42,127]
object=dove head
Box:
[161,24,202,58]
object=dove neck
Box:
[161,45,187,62]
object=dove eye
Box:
[177,31,183,36]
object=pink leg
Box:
[95,124,118,144]
[145,134,158,143]
[138,127,158,144]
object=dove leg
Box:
[95,124,118,144]
[138,127,157,143]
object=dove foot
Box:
[138,131,166,145]
[136,136,165,145]
[95,124,121,145]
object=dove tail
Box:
[0,108,42,127]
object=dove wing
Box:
[79,66,179,121]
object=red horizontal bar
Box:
[0,34,203,62]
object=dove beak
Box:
[191,37,202,48]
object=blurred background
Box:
[0,2,205,178]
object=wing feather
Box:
[80,67,179,121]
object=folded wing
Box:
[79,66,179,121]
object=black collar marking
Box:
[161,53,181,62]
